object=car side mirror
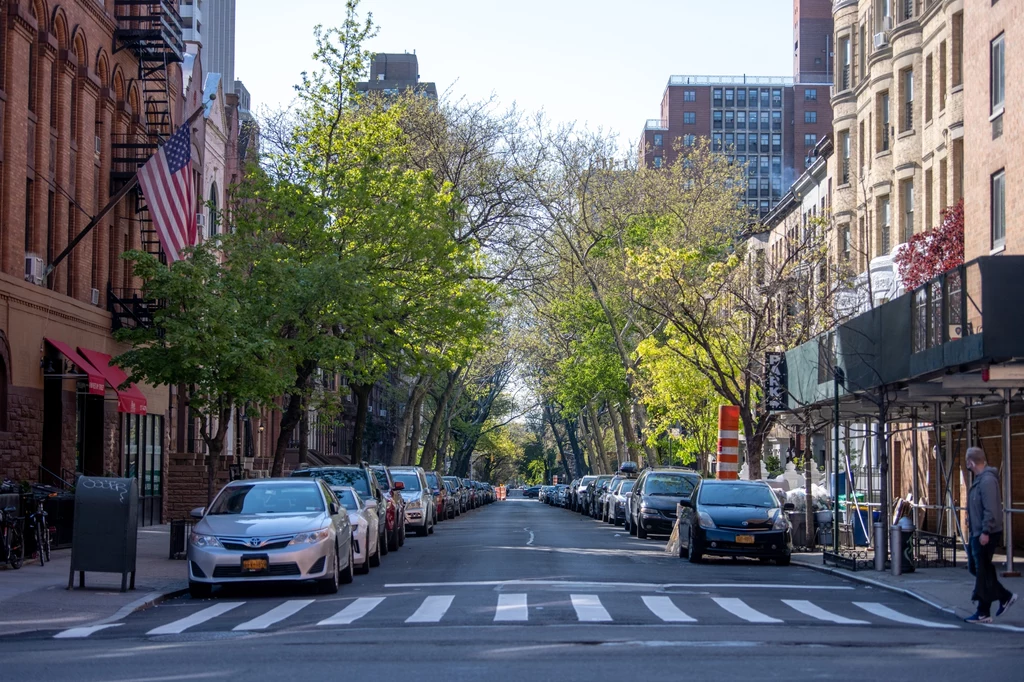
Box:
[678,499,693,509]
[329,502,340,515]
[783,503,796,512]
[365,499,378,509]
[190,507,205,520]
[394,481,405,490]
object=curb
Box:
[793,558,959,616]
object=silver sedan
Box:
[187,478,354,598]
[333,486,380,573]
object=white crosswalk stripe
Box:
[494,593,529,622]
[712,597,783,624]
[53,624,124,639]
[234,599,315,631]
[571,594,612,622]
[782,599,869,625]
[406,595,455,623]
[318,597,386,625]
[147,602,244,635]
[642,596,696,623]
[854,602,959,629]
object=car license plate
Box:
[241,555,268,573]
[735,535,755,544]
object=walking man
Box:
[964,447,1017,623]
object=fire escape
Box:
[109,1,185,331]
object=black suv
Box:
[626,467,702,539]
[291,466,391,556]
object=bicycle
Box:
[0,506,24,569]
[26,499,51,565]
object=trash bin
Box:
[891,517,916,575]
[787,512,807,547]
[169,519,193,560]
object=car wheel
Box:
[687,529,703,564]
[319,547,341,594]
[369,533,382,567]
[388,524,401,552]
[428,514,435,534]
[340,545,355,584]
[636,519,648,539]
[627,515,636,536]
[189,581,213,599]
[379,529,389,556]
[399,523,407,546]
[776,555,791,567]
[417,521,430,537]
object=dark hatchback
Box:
[676,480,794,565]
[628,468,701,538]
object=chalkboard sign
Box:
[69,476,139,592]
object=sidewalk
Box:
[0,524,188,637]
[793,552,1024,628]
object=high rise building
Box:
[180,0,236,94]
[357,52,438,99]
[639,1,833,219]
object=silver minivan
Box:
[388,466,436,536]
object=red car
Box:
[370,465,407,551]
[424,471,449,522]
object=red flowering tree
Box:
[894,199,964,290]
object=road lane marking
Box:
[853,602,959,629]
[494,593,529,622]
[318,597,385,625]
[526,528,535,546]
[384,580,853,590]
[570,594,612,622]
[54,623,124,639]
[782,599,869,625]
[712,597,783,624]
[406,595,455,623]
[642,596,696,623]
[233,599,314,631]
[147,602,244,635]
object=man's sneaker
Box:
[996,594,1018,618]
[964,613,993,624]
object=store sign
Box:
[765,352,788,411]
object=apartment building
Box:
[829,0,964,307]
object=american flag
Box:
[137,124,197,262]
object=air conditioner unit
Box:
[874,32,889,49]
[90,288,100,306]
[882,16,893,32]
[24,255,45,285]
[94,135,102,156]
[379,408,387,417]
[195,213,207,228]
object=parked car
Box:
[444,475,468,512]
[424,471,451,522]
[626,467,701,539]
[566,479,580,508]
[606,478,634,525]
[676,479,794,565]
[368,465,408,551]
[291,466,392,558]
[333,486,380,573]
[462,478,479,508]
[574,476,598,512]
[586,476,612,517]
[523,486,541,499]
[390,466,436,536]
[443,479,461,517]
[187,478,354,598]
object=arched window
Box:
[209,181,218,235]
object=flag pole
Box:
[44,101,213,278]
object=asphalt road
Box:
[1,497,1021,681]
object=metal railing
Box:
[644,119,668,130]
[911,260,983,354]
[669,74,794,86]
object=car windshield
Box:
[444,477,460,487]
[334,488,360,510]
[699,483,779,508]
[392,472,422,491]
[292,469,370,496]
[208,483,325,515]
[620,480,635,493]
[370,468,392,490]
[643,474,697,497]
[425,473,441,489]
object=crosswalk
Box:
[53,591,962,638]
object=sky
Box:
[236,0,794,151]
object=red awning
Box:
[77,348,148,415]
[44,338,106,396]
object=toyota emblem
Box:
[742,521,748,527]
[249,538,261,547]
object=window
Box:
[880,196,892,254]
[725,111,735,129]
[839,131,851,184]
[939,41,947,110]
[653,156,663,169]
[925,168,933,230]
[952,11,963,87]
[713,111,723,129]
[209,182,219,235]
[939,158,948,211]
[772,110,781,130]
[772,89,782,108]
[842,225,851,261]
[805,89,817,101]
[760,133,769,152]
[805,111,817,124]
[748,157,757,175]
[859,120,865,172]
[901,179,914,242]
[760,156,769,175]
[725,133,734,148]
[683,112,696,124]
[902,68,914,131]
[805,133,817,147]
[991,170,1006,247]
[860,23,867,79]
[28,44,37,113]
[737,89,746,106]
[879,91,890,151]
[737,111,746,127]
[25,179,34,253]
[713,88,723,106]
[749,177,758,193]
[760,90,770,108]
[901,0,913,21]
[925,55,933,123]
[760,111,769,129]
[771,134,781,153]
[771,156,782,176]
[725,88,734,106]
[653,133,663,147]
[736,133,746,151]
[772,177,782,195]
[683,90,696,102]
[749,88,758,106]
[712,133,723,151]
[991,34,1005,114]
[684,134,696,146]
[839,37,851,90]
[0,351,7,431]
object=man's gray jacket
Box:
[968,465,1003,537]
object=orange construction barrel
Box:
[717,406,740,480]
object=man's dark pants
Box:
[970,532,1013,617]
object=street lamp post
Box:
[833,367,845,555]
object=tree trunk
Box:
[563,416,588,476]
[632,400,658,464]
[407,387,428,467]
[608,402,626,464]
[545,405,573,479]
[740,405,769,481]
[271,361,315,477]
[350,382,373,464]
[297,397,309,467]
[579,410,602,474]
[618,403,642,465]
[587,402,611,472]
[391,377,427,465]
[437,422,452,473]
[420,370,461,468]
[203,402,233,506]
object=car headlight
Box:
[407,499,423,510]
[189,532,221,548]
[289,527,332,545]
[772,511,790,531]
[698,511,717,529]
